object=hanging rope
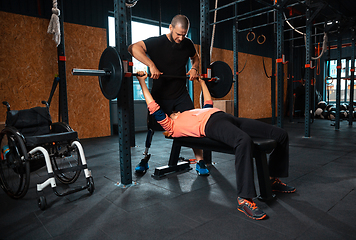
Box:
[311,32,328,60]
[284,12,305,36]
[210,0,218,59]
[282,12,328,60]
[47,0,61,47]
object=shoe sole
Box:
[196,170,209,176]
[237,208,267,220]
[135,168,148,173]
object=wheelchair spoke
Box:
[51,144,81,184]
[0,129,30,199]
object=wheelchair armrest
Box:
[51,122,74,133]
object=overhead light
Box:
[327,20,339,25]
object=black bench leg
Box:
[168,140,182,166]
[254,152,276,201]
[152,140,191,178]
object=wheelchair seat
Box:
[0,101,94,210]
[25,131,78,147]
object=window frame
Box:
[325,58,356,104]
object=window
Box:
[108,17,170,100]
[325,59,356,103]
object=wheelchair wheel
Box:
[38,195,47,210]
[50,122,81,184]
[87,176,95,195]
[0,127,30,199]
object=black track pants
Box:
[204,111,289,199]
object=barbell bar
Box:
[72,69,219,82]
[72,46,233,100]
[72,69,108,76]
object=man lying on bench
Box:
[137,71,296,220]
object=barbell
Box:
[72,46,233,100]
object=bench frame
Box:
[152,137,276,201]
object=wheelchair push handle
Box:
[2,101,10,111]
[2,101,49,112]
[41,101,49,108]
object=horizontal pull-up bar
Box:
[209,0,246,13]
[236,6,273,20]
[238,19,327,34]
[284,14,306,22]
[209,1,309,28]
[210,16,236,26]
[284,21,324,32]
[211,8,275,26]
[238,21,275,33]
[293,35,348,48]
[284,32,325,42]
[238,8,274,22]
[254,0,302,10]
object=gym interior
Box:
[1,0,356,239]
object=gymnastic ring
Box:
[257,35,266,45]
[246,31,255,42]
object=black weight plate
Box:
[98,47,123,100]
[206,61,233,98]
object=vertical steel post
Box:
[304,5,312,137]
[57,0,68,124]
[200,0,211,164]
[288,19,294,122]
[114,0,133,186]
[271,6,277,125]
[200,0,210,75]
[327,41,331,104]
[233,3,239,117]
[312,27,317,116]
[159,0,162,36]
[276,0,284,128]
[335,33,342,130]
[126,6,135,147]
[271,53,276,125]
[349,29,355,125]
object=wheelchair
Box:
[0,101,94,210]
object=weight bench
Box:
[153,137,277,201]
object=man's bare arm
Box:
[187,52,200,81]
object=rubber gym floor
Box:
[0,118,355,240]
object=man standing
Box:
[128,15,208,175]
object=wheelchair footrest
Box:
[53,164,87,175]
[53,184,88,197]
[152,161,191,179]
